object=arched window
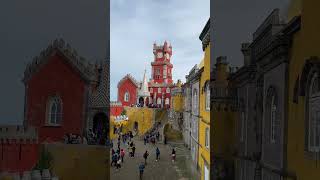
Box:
[158,87,161,93]
[157,97,161,105]
[193,89,198,113]
[47,96,62,125]
[150,88,153,93]
[266,86,278,144]
[165,98,169,105]
[205,83,210,111]
[124,91,129,102]
[166,87,170,93]
[270,95,277,143]
[308,72,320,152]
[205,127,209,149]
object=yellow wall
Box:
[172,92,184,112]
[45,144,109,180]
[198,43,211,180]
[110,107,154,139]
[286,1,320,179]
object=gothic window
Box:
[155,68,160,75]
[150,88,153,93]
[166,87,170,93]
[47,96,62,125]
[157,97,161,105]
[266,86,278,144]
[124,91,130,102]
[163,65,167,78]
[205,127,209,149]
[270,95,277,143]
[205,83,210,111]
[158,87,161,93]
[307,72,320,152]
[165,98,170,105]
[193,89,198,113]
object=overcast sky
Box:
[0,0,108,124]
[213,0,290,67]
[110,0,210,101]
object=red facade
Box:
[26,52,86,142]
[117,75,138,107]
[148,41,174,108]
[0,140,39,173]
[110,104,124,116]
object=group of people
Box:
[143,128,160,145]
[110,123,177,180]
[110,131,136,171]
[63,133,84,144]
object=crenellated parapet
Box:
[110,101,122,107]
[0,125,38,142]
[22,38,96,84]
[117,74,139,88]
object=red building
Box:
[0,39,109,173]
[148,41,174,108]
[110,101,124,116]
[117,74,139,107]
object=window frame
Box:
[47,96,63,126]
[124,91,130,102]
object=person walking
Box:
[143,136,147,145]
[128,146,133,157]
[116,158,121,170]
[139,162,145,180]
[111,149,115,156]
[111,153,117,167]
[143,150,149,165]
[120,149,125,163]
[171,148,176,163]
[156,147,160,161]
[132,145,136,157]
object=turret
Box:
[241,43,251,66]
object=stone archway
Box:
[139,97,144,107]
[134,121,139,132]
[92,112,108,145]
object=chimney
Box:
[241,43,251,66]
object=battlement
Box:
[153,41,172,53]
[0,125,38,141]
[22,38,96,84]
[110,101,122,107]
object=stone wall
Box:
[44,143,109,180]
[110,107,155,139]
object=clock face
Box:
[157,52,163,58]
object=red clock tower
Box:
[148,41,174,108]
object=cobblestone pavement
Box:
[110,137,199,180]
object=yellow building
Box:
[171,80,184,113]
[198,18,211,180]
[285,0,320,179]
[109,107,154,139]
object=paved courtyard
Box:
[110,137,199,180]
